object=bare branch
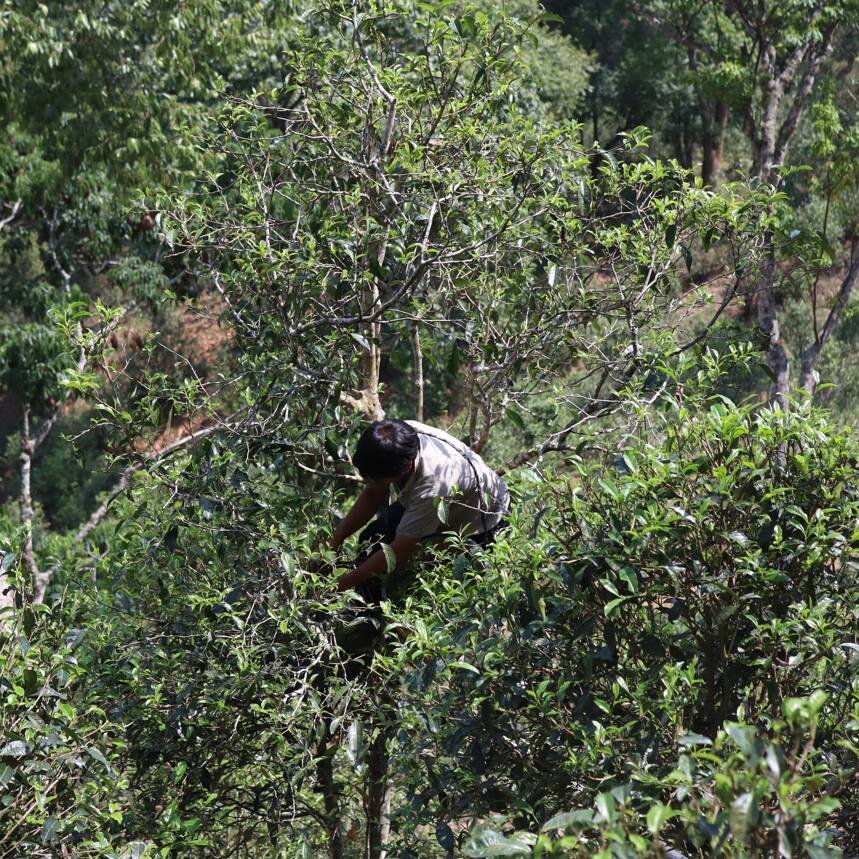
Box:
[0,199,22,231]
[800,240,859,393]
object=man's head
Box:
[353,419,419,483]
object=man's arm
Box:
[336,532,419,592]
[330,482,389,551]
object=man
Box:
[326,419,510,594]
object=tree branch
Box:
[498,363,631,475]
[774,26,835,166]
[799,239,859,393]
[0,199,22,231]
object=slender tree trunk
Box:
[715,101,728,169]
[362,302,384,422]
[747,29,833,409]
[753,44,782,181]
[17,404,61,604]
[701,100,727,187]
[347,183,389,420]
[756,246,790,409]
[342,281,386,420]
[411,323,424,422]
[316,736,345,859]
[364,729,390,859]
[678,117,694,170]
[798,344,821,395]
[379,784,392,859]
[18,405,38,586]
[690,44,715,185]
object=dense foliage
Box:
[1,1,858,857]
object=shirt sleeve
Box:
[396,497,443,539]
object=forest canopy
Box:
[1,1,858,857]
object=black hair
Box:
[353,419,419,480]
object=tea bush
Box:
[381,397,859,856]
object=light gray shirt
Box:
[395,421,510,539]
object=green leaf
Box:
[646,803,675,834]
[457,15,477,38]
[664,223,676,247]
[678,733,712,747]
[368,256,387,280]
[541,810,593,831]
[40,817,61,845]
[766,745,785,779]
[679,243,692,271]
[730,791,756,839]
[86,746,112,773]
[0,741,29,758]
[604,597,627,617]
[507,408,526,432]
[381,543,396,574]
[450,661,480,674]
[784,691,828,723]
[464,825,535,856]
[725,723,757,754]
[350,332,370,351]
[22,669,38,696]
[618,566,638,593]
[595,792,616,822]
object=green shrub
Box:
[382,397,859,856]
[0,560,129,857]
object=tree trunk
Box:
[701,101,727,187]
[798,344,821,395]
[364,729,390,859]
[715,102,728,171]
[316,736,345,859]
[411,322,424,422]
[753,44,783,182]
[362,307,385,422]
[747,27,834,409]
[756,247,790,409]
[679,117,694,170]
[18,405,38,587]
[18,404,61,604]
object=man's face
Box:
[365,460,414,489]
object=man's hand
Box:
[306,541,338,574]
[304,536,343,573]
[305,555,326,574]
[335,533,419,592]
